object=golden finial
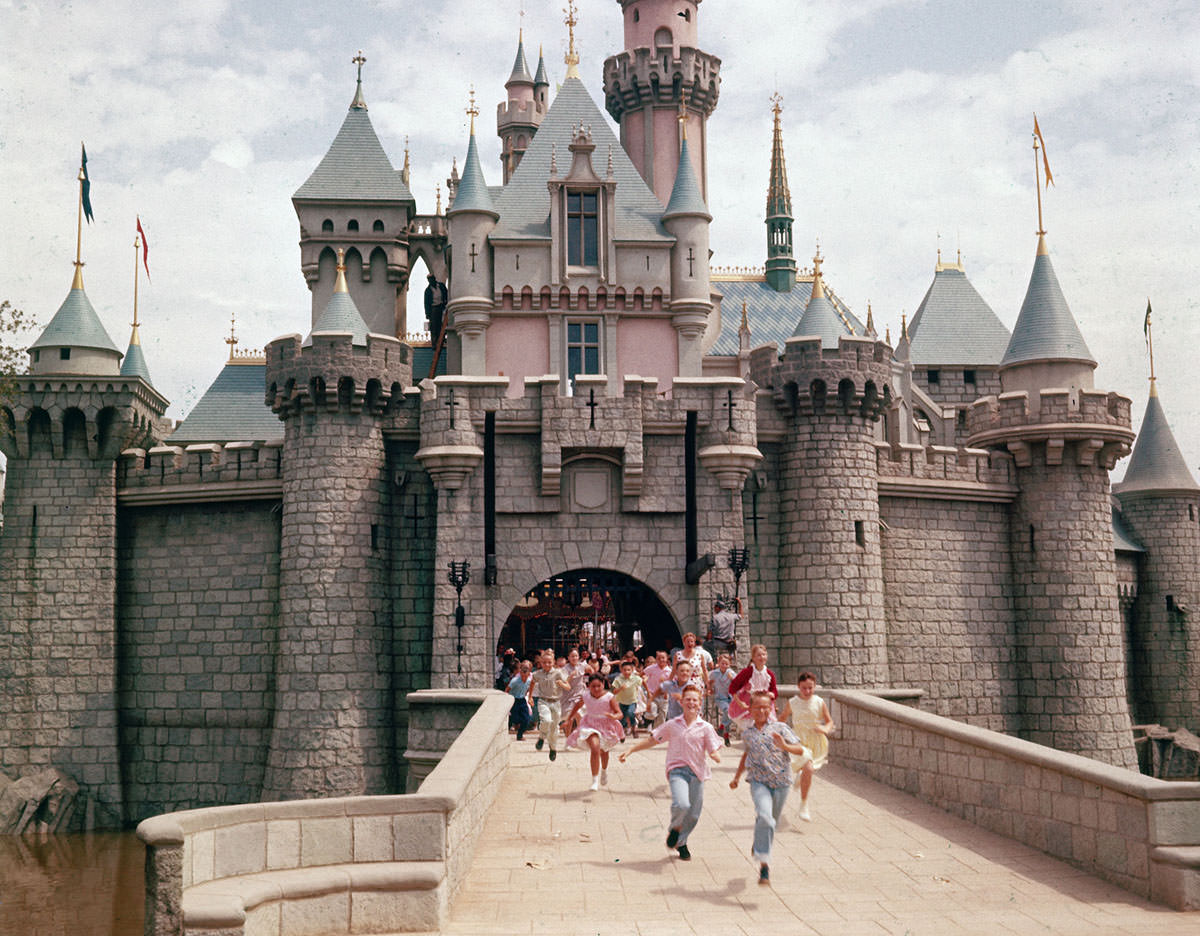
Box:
[225,311,238,361]
[901,311,909,341]
[466,85,478,135]
[770,91,783,118]
[564,0,580,79]
[885,325,892,345]
[740,300,749,330]
[351,50,368,110]
[678,87,689,141]
[811,240,825,299]
[436,182,442,215]
[334,247,349,293]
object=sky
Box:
[1,0,1198,479]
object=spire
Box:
[864,302,877,338]
[792,245,851,348]
[448,89,498,218]
[1118,386,1200,495]
[764,93,796,293]
[1000,237,1094,369]
[564,0,580,79]
[663,133,710,221]
[350,50,368,110]
[307,248,370,346]
[508,31,533,86]
[534,44,550,87]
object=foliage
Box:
[1,300,35,406]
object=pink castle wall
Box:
[488,316,550,395]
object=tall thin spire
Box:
[564,0,580,79]
[350,50,368,110]
[764,93,796,292]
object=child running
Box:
[531,652,570,761]
[707,652,734,745]
[655,659,692,721]
[620,684,722,861]
[777,670,836,820]
[729,691,811,886]
[506,660,534,740]
[726,644,778,730]
[563,673,625,790]
[611,659,644,738]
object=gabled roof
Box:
[448,133,498,217]
[908,265,1011,366]
[30,279,120,353]
[491,77,671,242]
[168,361,282,445]
[709,274,864,356]
[662,137,710,221]
[1116,387,1200,495]
[1001,238,1094,368]
[119,327,152,384]
[294,107,413,203]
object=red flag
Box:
[136,216,150,280]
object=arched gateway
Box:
[498,568,680,659]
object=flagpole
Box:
[132,232,141,329]
[75,148,85,280]
[1146,301,1156,388]
[1033,129,1045,236]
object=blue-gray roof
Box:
[709,276,864,356]
[411,344,448,379]
[31,284,120,353]
[1001,241,1094,368]
[168,362,282,444]
[508,37,533,84]
[448,133,498,217]
[793,288,850,348]
[119,330,152,384]
[1116,389,1200,494]
[491,77,671,243]
[908,267,1011,366]
[307,288,370,346]
[294,107,413,203]
[662,137,710,221]
[534,51,549,86]
[1112,506,1145,553]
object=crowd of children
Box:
[498,639,837,884]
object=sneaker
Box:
[724,732,731,747]
[758,864,770,885]
[536,738,544,751]
[666,828,680,849]
[676,844,691,861]
[549,749,557,761]
[516,731,524,741]
[589,777,600,791]
[798,802,811,822]
[600,769,608,786]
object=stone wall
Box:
[116,501,281,823]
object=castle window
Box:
[32,349,39,363]
[373,219,384,233]
[60,348,71,360]
[567,192,599,267]
[964,369,976,385]
[854,519,865,548]
[566,319,602,386]
[1191,504,1196,522]
[322,218,334,233]
[956,410,967,430]
[927,369,940,385]
[347,219,359,232]
[633,8,639,22]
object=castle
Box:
[2,0,1197,828]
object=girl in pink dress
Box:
[726,644,779,730]
[564,674,625,790]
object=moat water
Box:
[0,833,143,935]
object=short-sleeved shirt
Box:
[643,662,670,696]
[658,679,686,719]
[652,715,722,781]
[711,609,740,641]
[612,673,644,705]
[741,721,802,788]
[710,668,733,700]
[531,667,566,702]
[507,673,532,700]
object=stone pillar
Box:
[261,332,409,799]
[0,379,166,825]
[772,337,892,688]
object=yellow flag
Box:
[1033,115,1054,187]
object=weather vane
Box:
[466,85,478,134]
[564,0,580,77]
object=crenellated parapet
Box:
[264,332,411,419]
[875,441,1018,501]
[968,388,1133,469]
[116,440,284,503]
[0,376,168,460]
[602,46,722,122]
[769,336,892,421]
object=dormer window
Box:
[567,192,599,266]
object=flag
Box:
[80,143,94,223]
[136,216,150,280]
[1144,299,1152,340]
[1033,115,1053,188]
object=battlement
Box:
[764,336,893,420]
[876,441,1017,494]
[603,46,721,120]
[116,440,284,503]
[496,99,545,127]
[266,332,412,419]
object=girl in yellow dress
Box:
[778,671,835,821]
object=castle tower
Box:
[0,265,167,824]
[772,252,892,687]
[446,98,499,376]
[661,125,712,377]
[603,0,721,203]
[969,233,1137,768]
[261,252,411,799]
[497,32,547,183]
[764,94,796,292]
[293,52,416,339]
[1114,376,1200,731]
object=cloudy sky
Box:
[2,0,1198,477]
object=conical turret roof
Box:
[663,137,710,221]
[508,34,533,85]
[448,131,498,217]
[534,47,550,86]
[1001,237,1094,368]
[294,88,413,203]
[766,102,792,220]
[908,259,1011,366]
[791,254,854,348]
[119,325,152,384]
[30,270,120,355]
[306,255,369,346]
[1117,386,1199,494]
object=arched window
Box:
[654,27,672,47]
[347,219,359,232]
[321,218,334,233]
[373,219,384,233]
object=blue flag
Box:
[81,143,94,223]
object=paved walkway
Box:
[439,735,1199,935]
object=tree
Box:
[0,300,35,406]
